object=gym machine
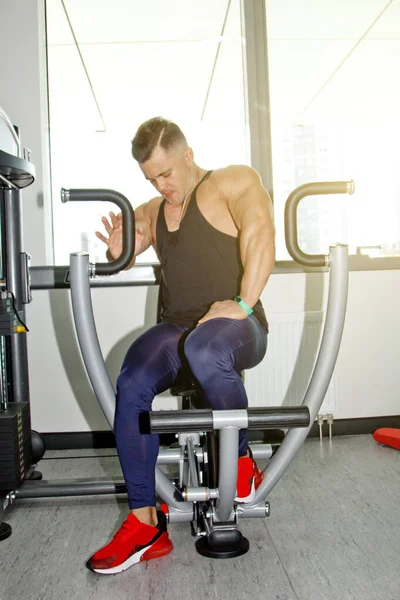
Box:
[0,106,354,556]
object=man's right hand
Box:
[96,211,148,261]
[96,211,124,260]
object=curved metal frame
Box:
[0,104,355,538]
[252,243,348,505]
[68,180,354,522]
[62,188,135,275]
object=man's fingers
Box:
[95,231,109,245]
[102,216,113,235]
[110,211,122,228]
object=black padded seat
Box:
[170,382,199,398]
[169,368,246,413]
[170,376,199,398]
[169,369,204,411]
[169,366,245,399]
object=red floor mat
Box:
[373,428,400,450]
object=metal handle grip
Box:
[145,406,310,434]
[61,188,135,275]
[284,180,355,267]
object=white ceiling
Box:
[46,0,244,132]
[46,0,400,131]
[266,0,400,123]
[47,0,400,45]
[267,0,399,40]
[47,0,231,45]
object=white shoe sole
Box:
[235,479,256,504]
[89,532,173,575]
[91,544,151,575]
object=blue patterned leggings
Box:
[115,315,267,509]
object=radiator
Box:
[244,312,337,414]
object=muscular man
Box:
[87,117,275,574]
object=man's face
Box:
[140,144,193,205]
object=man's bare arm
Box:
[99,201,154,270]
[226,165,275,307]
[197,166,275,326]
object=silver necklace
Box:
[168,169,205,232]
[173,189,191,231]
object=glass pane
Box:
[46,0,249,264]
[266,0,400,260]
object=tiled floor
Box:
[1,435,399,600]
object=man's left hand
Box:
[197,300,248,326]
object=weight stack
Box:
[0,403,32,491]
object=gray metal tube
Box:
[69,252,194,513]
[0,172,18,189]
[149,406,309,434]
[157,448,183,465]
[30,263,160,290]
[157,447,204,465]
[237,504,270,519]
[173,443,269,473]
[242,0,273,196]
[164,506,194,524]
[213,409,248,430]
[215,427,239,521]
[248,443,273,460]
[69,253,116,427]
[12,477,192,513]
[15,479,127,498]
[187,437,199,487]
[155,468,194,513]
[4,188,30,403]
[62,188,135,275]
[285,181,354,267]
[184,488,219,502]
[252,244,349,503]
[148,409,213,434]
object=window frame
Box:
[245,0,400,272]
[43,0,400,273]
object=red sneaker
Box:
[235,452,264,503]
[86,510,173,575]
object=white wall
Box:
[0,0,399,434]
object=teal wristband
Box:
[234,296,253,315]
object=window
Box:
[46,0,249,264]
[266,0,400,261]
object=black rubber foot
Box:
[195,535,250,559]
[0,523,12,541]
[26,470,43,481]
[31,430,46,463]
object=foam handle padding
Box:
[373,428,400,450]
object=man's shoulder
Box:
[148,195,164,209]
[213,165,260,183]
[211,165,262,196]
[143,196,164,221]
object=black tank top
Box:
[156,171,268,331]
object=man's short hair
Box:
[131,117,187,163]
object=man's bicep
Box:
[228,172,274,232]
[134,201,151,223]
[136,197,161,253]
